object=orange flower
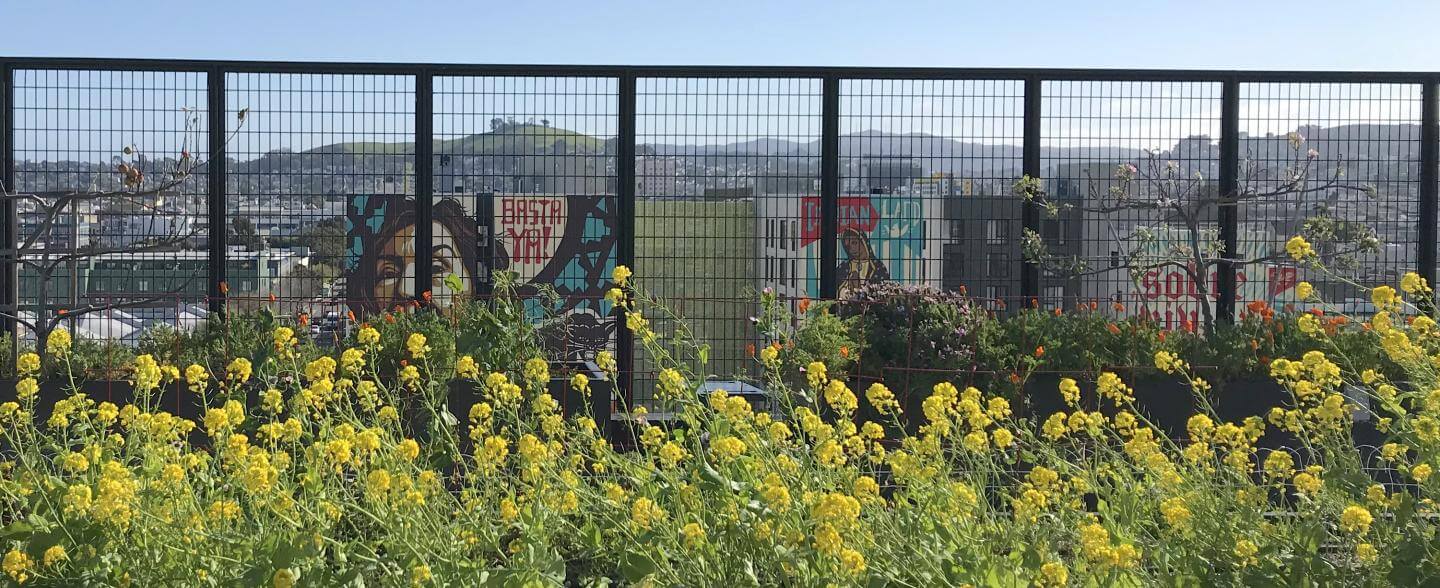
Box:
[400,359,409,367]
[57,308,68,316]
[1106,323,1122,335]
[745,343,757,358]
[839,346,850,359]
[218,281,229,295]
[1247,300,1266,315]
[1113,302,1125,313]
[298,313,309,327]
[798,297,812,314]
[1308,308,1324,317]
[384,313,396,324]
[1053,308,1062,317]
[1034,346,1045,358]
[1090,301,1099,311]
[1031,298,1041,309]
[422,290,433,303]
[1008,373,1021,384]
[347,310,357,323]
[957,285,967,296]
[1181,319,1194,333]
[1158,331,1168,343]
[268,293,278,303]
[997,299,1007,310]
[1249,339,1259,350]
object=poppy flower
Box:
[745,343,756,358]
[798,298,812,314]
[218,281,229,295]
[1034,346,1045,358]
[1106,323,1122,335]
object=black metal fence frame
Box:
[2,58,1438,391]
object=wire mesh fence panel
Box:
[226,72,415,342]
[1040,80,1223,328]
[1237,83,1422,316]
[12,68,210,345]
[634,77,822,405]
[432,75,619,362]
[838,78,1025,308]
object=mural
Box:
[343,193,616,358]
[1127,226,1299,329]
[795,193,931,298]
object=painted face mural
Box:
[344,194,617,358]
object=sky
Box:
[3,0,1439,71]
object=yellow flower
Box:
[273,326,297,356]
[15,378,38,403]
[1233,539,1259,566]
[272,568,299,588]
[406,333,429,358]
[865,383,900,414]
[1285,235,1314,261]
[16,353,39,376]
[1414,463,1433,483]
[225,357,253,383]
[400,365,420,388]
[1296,281,1314,300]
[411,564,432,586]
[1356,542,1379,565]
[711,435,746,463]
[1339,504,1373,534]
[1059,377,1080,407]
[46,327,73,357]
[680,522,706,547]
[524,357,549,386]
[397,439,421,461]
[759,344,780,367]
[1160,497,1192,531]
[357,326,381,347]
[992,427,1014,448]
[823,379,858,414]
[1096,372,1133,404]
[806,361,828,389]
[631,497,667,530]
[838,548,866,576]
[1402,272,1429,295]
[40,544,66,567]
[612,265,632,286]
[1037,562,1068,588]
[1372,285,1399,311]
[4,549,33,583]
[1293,471,1322,495]
[184,364,209,393]
[595,350,616,372]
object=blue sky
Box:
[3,0,1439,70]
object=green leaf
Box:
[619,550,658,583]
[444,273,464,295]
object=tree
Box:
[1014,131,1379,333]
[230,216,263,250]
[0,107,249,364]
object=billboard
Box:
[344,193,617,357]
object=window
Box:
[779,221,788,252]
[790,259,797,288]
[949,220,965,240]
[780,259,788,288]
[790,220,799,250]
[986,252,1010,278]
[985,285,1008,303]
[986,219,1008,245]
[1110,250,1120,268]
[1044,285,1067,308]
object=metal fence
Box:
[1,59,1437,403]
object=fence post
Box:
[1421,80,1438,302]
[615,73,637,402]
[0,61,15,357]
[414,70,434,301]
[1020,77,1041,307]
[820,75,840,299]
[1216,78,1240,324]
[207,68,228,316]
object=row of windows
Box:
[765,219,802,251]
[764,256,800,290]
